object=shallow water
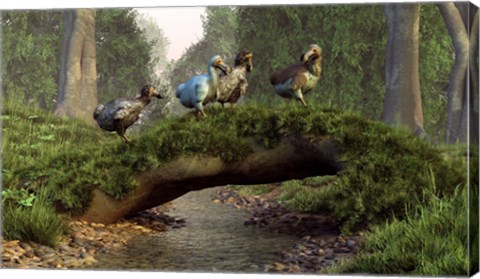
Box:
[92,187,298,273]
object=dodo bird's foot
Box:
[197,110,207,118]
[299,98,308,107]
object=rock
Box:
[273,262,287,271]
[41,252,57,260]
[2,252,14,261]
[324,254,334,260]
[24,250,35,258]
[346,239,356,248]
[19,242,32,250]
[334,247,351,253]
[34,249,45,258]
[301,235,311,242]
[294,243,306,251]
[46,257,62,267]
[175,218,186,224]
[322,259,336,266]
[262,264,274,272]
[74,239,85,247]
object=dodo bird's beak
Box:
[153,89,163,99]
[301,45,322,63]
[216,60,232,75]
[245,53,253,72]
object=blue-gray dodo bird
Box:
[93,85,162,143]
[176,55,231,117]
[270,44,322,107]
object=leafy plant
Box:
[2,189,36,207]
[2,189,68,247]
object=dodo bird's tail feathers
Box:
[176,83,185,98]
[93,104,104,120]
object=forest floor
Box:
[1,186,363,273]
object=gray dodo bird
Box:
[217,49,253,108]
[270,44,322,106]
[93,85,162,143]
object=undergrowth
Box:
[2,188,68,247]
[328,183,471,275]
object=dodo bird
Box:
[217,49,253,108]
[176,55,231,117]
[270,44,322,106]
[93,85,162,143]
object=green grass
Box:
[2,189,69,247]
[228,184,277,196]
[328,183,470,275]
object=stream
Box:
[91,187,299,273]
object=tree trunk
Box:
[470,10,479,143]
[383,4,425,138]
[55,9,97,125]
[0,12,3,109]
[438,3,478,143]
[80,136,342,223]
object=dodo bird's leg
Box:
[293,89,308,107]
[115,120,131,143]
[194,101,207,118]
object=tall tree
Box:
[55,9,98,125]
[438,2,479,143]
[382,3,426,137]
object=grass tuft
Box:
[328,183,470,275]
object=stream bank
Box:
[2,186,362,274]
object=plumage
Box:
[270,44,322,106]
[93,85,162,143]
[217,50,253,108]
[176,55,231,117]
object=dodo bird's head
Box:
[140,85,163,99]
[300,44,322,64]
[209,55,232,75]
[234,49,253,72]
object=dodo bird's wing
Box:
[270,63,308,86]
[113,100,142,120]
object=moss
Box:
[3,101,465,229]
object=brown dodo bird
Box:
[217,49,253,108]
[270,44,322,106]
[93,85,162,143]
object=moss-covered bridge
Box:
[3,102,463,228]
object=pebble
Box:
[1,204,180,270]
[212,188,364,274]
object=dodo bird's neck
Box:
[136,95,152,106]
[208,64,220,88]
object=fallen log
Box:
[81,135,341,224]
